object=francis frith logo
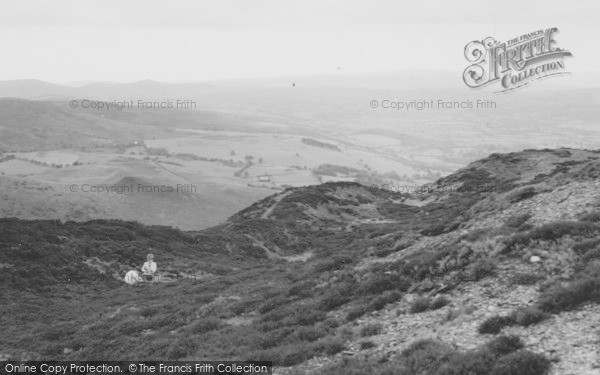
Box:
[463,27,572,92]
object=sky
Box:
[0,0,598,83]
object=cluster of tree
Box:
[301,138,341,151]
[0,154,16,163]
[9,155,82,168]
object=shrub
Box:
[490,350,552,375]
[359,341,376,350]
[319,291,352,311]
[582,248,600,262]
[357,276,406,296]
[40,324,79,340]
[139,306,160,318]
[485,335,524,357]
[248,336,346,367]
[400,339,455,374]
[578,211,600,223]
[478,316,515,334]
[293,325,327,342]
[294,310,327,326]
[280,348,309,367]
[505,221,599,252]
[255,331,286,349]
[369,290,402,311]
[323,318,341,329]
[420,223,448,236]
[287,280,316,298]
[346,304,369,321]
[188,317,222,334]
[436,350,495,375]
[313,256,354,273]
[230,298,260,315]
[443,308,461,322]
[344,290,403,322]
[538,276,600,313]
[442,305,476,322]
[359,323,382,337]
[478,307,547,334]
[508,187,538,203]
[505,213,532,229]
[467,258,497,280]
[408,294,450,314]
[368,296,386,311]
[510,272,540,285]
[315,340,465,375]
[539,221,599,239]
[374,247,394,257]
[573,238,600,254]
[429,296,450,310]
[538,278,561,293]
[315,337,551,375]
[312,336,346,355]
[146,313,187,331]
[511,307,548,327]
[258,296,288,314]
[313,356,390,375]
[166,337,198,359]
[461,227,494,242]
[193,293,218,304]
[410,296,432,314]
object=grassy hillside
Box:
[1,148,600,374]
[0,99,263,152]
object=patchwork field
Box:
[0,150,271,230]
[1,125,425,230]
[16,150,80,166]
[146,131,419,176]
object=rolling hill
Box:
[0,97,442,230]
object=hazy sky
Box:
[0,0,598,83]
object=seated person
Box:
[124,270,143,285]
[141,253,157,282]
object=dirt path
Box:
[260,190,292,219]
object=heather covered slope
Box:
[1,148,600,374]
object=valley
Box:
[1,83,599,230]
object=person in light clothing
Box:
[141,253,157,282]
[124,270,143,285]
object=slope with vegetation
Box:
[1,148,600,374]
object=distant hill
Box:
[2,148,599,373]
[0,79,74,100]
[0,79,216,101]
[0,98,172,151]
[0,98,276,152]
